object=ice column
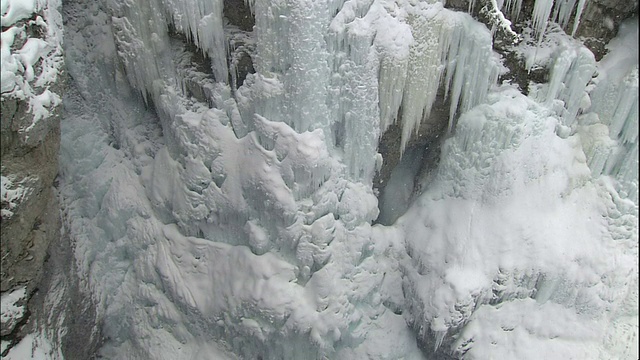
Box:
[398,6,445,153]
[545,44,596,125]
[376,8,412,134]
[581,17,638,198]
[251,0,333,134]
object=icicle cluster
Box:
[511,0,588,41]
[107,0,228,102]
[162,0,227,82]
[379,2,501,154]
[262,0,333,134]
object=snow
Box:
[3,332,63,360]
[1,0,36,26]
[1,0,63,137]
[453,299,602,359]
[0,287,27,334]
[0,175,33,219]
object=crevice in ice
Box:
[374,90,450,225]
[223,0,256,91]
[375,144,425,226]
[223,0,255,32]
[225,23,255,91]
[167,24,216,102]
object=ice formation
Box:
[585,17,639,199]
[378,2,501,153]
[509,0,589,41]
[4,0,636,357]
[399,86,637,358]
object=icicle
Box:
[441,11,500,132]
[570,0,587,36]
[378,56,409,133]
[392,5,499,154]
[243,0,255,14]
[608,69,639,144]
[503,0,523,21]
[399,9,444,154]
[551,0,578,30]
[468,0,477,13]
[375,9,412,134]
[544,45,595,125]
[531,0,589,39]
[161,0,228,83]
[531,0,554,42]
[545,49,572,104]
[582,17,638,198]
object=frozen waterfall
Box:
[2,0,637,359]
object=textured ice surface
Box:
[59,0,416,358]
[55,0,638,359]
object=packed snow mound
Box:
[399,87,638,358]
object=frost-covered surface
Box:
[1,0,63,130]
[57,0,638,359]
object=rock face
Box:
[373,90,450,224]
[0,0,64,345]
[1,103,61,294]
[575,0,639,60]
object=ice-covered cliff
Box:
[2,0,637,358]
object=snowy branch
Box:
[478,0,522,47]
